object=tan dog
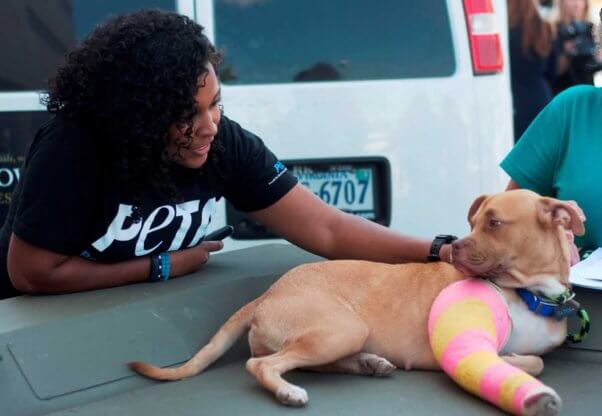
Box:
[130,190,584,414]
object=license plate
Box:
[293,164,375,219]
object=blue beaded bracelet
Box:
[149,254,161,282]
[159,252,170,281]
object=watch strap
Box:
[428,234,458,262]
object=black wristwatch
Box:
[428,234,458,262]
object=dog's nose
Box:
[452,240,462,251]
[452,239,474,251]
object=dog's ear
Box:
[467,195,488,227]
[538,197,586,236]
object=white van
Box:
[0,0,513,248]
[197,0,514,249]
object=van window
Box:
[214,0,455,84]
[0,0,176,92]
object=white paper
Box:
[570,248,602,290]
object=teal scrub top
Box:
[501,85,602,251]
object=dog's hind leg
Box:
[306,352,396,376]
[245,313,369,407]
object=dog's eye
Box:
[489,219,502,229]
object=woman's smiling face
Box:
[167,63,222,169]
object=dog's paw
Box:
[523,390,562,416]
[524,356,544,377]
[276,385,308,407]
[507,354,544,376]
[359,354,396,376]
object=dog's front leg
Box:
[501,354,544,376]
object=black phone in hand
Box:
[204,225,234,241]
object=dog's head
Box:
[452,190,585,297]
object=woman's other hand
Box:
[169,240,224,276]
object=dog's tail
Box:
[128,297,260,381]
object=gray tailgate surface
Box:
[0,244,600,415]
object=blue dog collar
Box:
[515,288,577,321]
[515,288,590,344]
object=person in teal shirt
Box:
[501,85,602,252]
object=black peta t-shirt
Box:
[0,114,297,297]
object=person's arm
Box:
[220,118,449,264]
[7,234,223,294]
[250,184,449,264]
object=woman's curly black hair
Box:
[43,9,221,203]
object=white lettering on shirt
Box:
[168,200,200,251]
[188,197,216,247]
[135,205,176,256]
[92,204,142,251]
[91,198,217,255]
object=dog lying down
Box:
[130,190,588,416]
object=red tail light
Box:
[463,0,504,74]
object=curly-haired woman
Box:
[0,9,451,299]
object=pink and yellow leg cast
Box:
[428,279,554,415]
